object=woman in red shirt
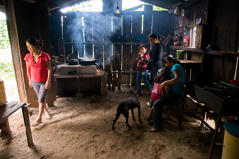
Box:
[24,39,52,127]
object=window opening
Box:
[61,0,103,13]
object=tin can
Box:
[183,36,189,47]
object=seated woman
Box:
[150,56,185,132]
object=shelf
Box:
[170,46,203,53]
[179,59,202,64]
[205,50,239,56]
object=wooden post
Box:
[112,54,117,91]
[117,53,122,90]
[22,104,33,146]
[58,38,66,63]
[105,64,112,91]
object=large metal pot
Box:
[67,53,78,65]
[79,58,97,66]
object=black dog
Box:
[112,91,143,130]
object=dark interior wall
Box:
[205,0,239,82]
[207,0,239,52]
[49,9,62,55]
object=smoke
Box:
[66,12,121,64]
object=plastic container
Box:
[221,121,239,159]
[176,50,184,60]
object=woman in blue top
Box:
[150,56,185,132]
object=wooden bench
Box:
[0,101,33,146]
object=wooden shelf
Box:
[179,59,202,64]
[170,46,203,53]
[205,50,239,56]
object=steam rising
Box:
[67,12,121,64]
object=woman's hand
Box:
[45,81,51,89]
[160,81,167,90]
[29,81,32,88]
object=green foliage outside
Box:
[0,62,15,79]
[0,13,14,80]
[0,15,10,49]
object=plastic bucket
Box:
[221,121,239,159]
[176,50,184,60]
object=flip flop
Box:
[31,121,42,127]
[149,127,164,132]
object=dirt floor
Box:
[0,86,222,159]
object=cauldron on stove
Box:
[79,58,97,66]
[67,53,78,65]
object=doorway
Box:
[0,11,20,102]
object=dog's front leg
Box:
[138,106,143,124]
[131,109,135,121]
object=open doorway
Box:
[0,11,19,102]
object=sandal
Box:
[31,121,42,127]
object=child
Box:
[147,66,171,121]
[136,44,151,96]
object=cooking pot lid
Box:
[67,53,77,62]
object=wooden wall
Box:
[205,0,239,82]
[49,7,174,86]
[173,0,239,82]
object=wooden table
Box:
[187,83,239,159]
[0,101,33,146]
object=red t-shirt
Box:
[24,52,51,82]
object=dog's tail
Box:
[130,90,137,96]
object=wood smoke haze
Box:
[67,12,121,63]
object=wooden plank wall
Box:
[173,0,239,82]
[205,0,239,82]
[56,9,173,86]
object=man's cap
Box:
[138,44,147,49]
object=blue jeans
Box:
[136,70,151,91]
[153,91,183,129]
